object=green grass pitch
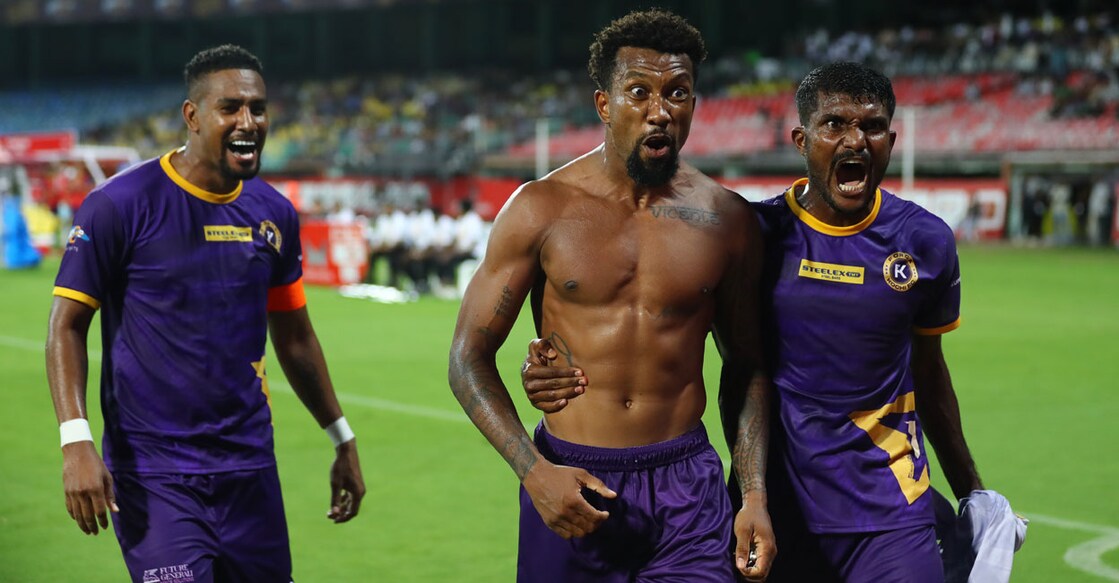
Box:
[1,245,1116,582]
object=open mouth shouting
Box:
[226,136,261,169]
[641,133,674,159]
[833,155,869,196]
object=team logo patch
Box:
[798,259,864,284]
[259,220,282,252]
[67,225,90,244]
[883,252,918,291]
[203,225,252,242]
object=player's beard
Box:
[220,150,261,181]
[626,137,679,187]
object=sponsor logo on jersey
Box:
[203,225,252,242]
[259,220,282,253]
[798,259,864,284]
[883,251,918,291]
[67,225,90,244]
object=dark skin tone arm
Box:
[711,204,775,582]
[911,333,983,499]
[268,306,366,523]
[449,183,616,540]
[46,296,118,536]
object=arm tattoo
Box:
[733,375,770,494]
[547,331,574,366]
[449,328,540,480]
[648,205,721,226]
[493,285,514,318]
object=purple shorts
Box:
[518,423,734,583]
[766,520,943,583]
[111,467,292,583]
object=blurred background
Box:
[2,0,1118,284]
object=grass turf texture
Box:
[1,245,1116,582]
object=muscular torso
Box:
[534,160,742,447]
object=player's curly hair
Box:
[795,61,896,124]
[184,44,264,99]
[588,9,707,92]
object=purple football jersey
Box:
[53,152,303,473]
[755,178,961,533]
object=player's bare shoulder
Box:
[500,159,591,219]
[673,162,755,235]
[486,160,596,259]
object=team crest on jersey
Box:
[67,225,90,244]
[883,252,918,291]
[259,220,282,253]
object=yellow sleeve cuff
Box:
[914,317,961,336]
[52,287,101,310]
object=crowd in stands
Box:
[3,8,1118,284]
[4,10,1118,174]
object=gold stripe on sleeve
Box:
[914,317,961,336]
[52,287,101,310]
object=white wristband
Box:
[60,418,94,447]
[325,417,355,447]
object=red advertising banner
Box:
[272,175,1013,244]
[720,176,1007,241]
[300,221,368,287]
[0,131,77,159]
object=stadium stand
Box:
[3,9,1115,175]
[2,3,1116,274]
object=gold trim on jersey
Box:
[52,286,101,310]
[785,177,881,236]
[160,150,243,204]
[914,318,961,336]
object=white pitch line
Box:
[9,334,1119,579]
[1026,513,1119,581]
[2,334,464,423]
[0,334,101,359]
[269,381,468,424]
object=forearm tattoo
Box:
[547,331,574,366]
[648,205,721,226]
[494,285,514,318]
[733,377,770,494]
[449,326,538,480]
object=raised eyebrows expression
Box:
[613,52,694,103]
